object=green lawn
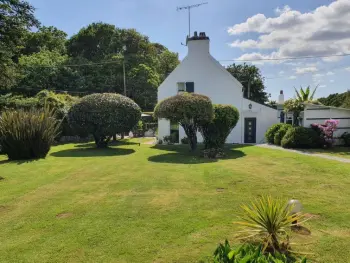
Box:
[1,141,350,263]
[305,146,350,159]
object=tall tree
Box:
[21,26,67,55]
[226,63,270,104]
[0,0,39,90]
[128,64,160,111]
[318,92,347,107]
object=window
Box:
[177,82,194,93]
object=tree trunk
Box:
[182,123,198,151]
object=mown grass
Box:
[305,146,350,159]
[0,141,350,263]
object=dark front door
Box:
[244,118,256,143]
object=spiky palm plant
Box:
[294,85,318,102]
[0,107,61,160]
[235,196,307,253]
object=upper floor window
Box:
[177,82,194,93]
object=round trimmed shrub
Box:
[273,124,292,146]
[68,93,141,147]
[0,107,60,160]
[200,104,239,149]
[265,123,286,144]
[281,126,320,149]
[154,93,213,150]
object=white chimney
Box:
[187,31,210,57]
[278,90,284,104]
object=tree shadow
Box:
[0,158,39,166]
[148,148,246,164]
[74,140,140,148]
[51,147,135,158]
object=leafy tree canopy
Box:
[226,63,270,104]
[154,93,213,150]
[0,0,39,90]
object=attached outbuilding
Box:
[303,103,350,138]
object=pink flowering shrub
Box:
[311,119,339,147]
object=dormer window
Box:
[177,82,194,93]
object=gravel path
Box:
[258,144,350,163]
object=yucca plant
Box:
[0,107,61,160]
[235,196,307,254]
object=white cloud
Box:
[330,79,335,83]
[288,75,297,80]
[345,67,350,72]
[326,71,335,76]
[279,71,285,75]
[228,0,350,62]
[275,5,292,15]
[295,67,318,74]
[319,85,327,88]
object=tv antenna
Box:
[177,2,208,38]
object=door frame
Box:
[244,117,257,144]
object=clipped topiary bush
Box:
[265,123,286,144]
[273,124,292,146]
[281,126,320,149]
[154,93,213,151]
[0,107,60,160]
[68,93,141,148]
[200,104,239,149]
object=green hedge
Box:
[274,124,292,146]
[200,104,239,149]
[281,127,320,149]
[265,123,286,144]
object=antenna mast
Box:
[177,2,208,38]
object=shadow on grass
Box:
[148,147,246,164]
[51,147,135,158]
[0,158,39,166]
[74,140,140,148]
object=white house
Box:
[157,32,278,144]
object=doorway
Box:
[244,118,256,143]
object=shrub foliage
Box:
[281,127,319,149]
[0,107,60,160]
[213,240,307,263]
[273,124,292,146]
[265,123,286,144]
[200,104,239,149]
[68,93,141,147]
[154,93,213,150]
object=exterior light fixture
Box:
[248,103,252,110]
[287,199,302,225]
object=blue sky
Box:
[29,0,350,101]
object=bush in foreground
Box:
[68,93,141,148]
[273,124,292,146]
[154,93,213,151]
[213,241,306,263]
[0,107,60,160]
[265,123,286,144]
[200,104,239,149]
[281,127,320,149]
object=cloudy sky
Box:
[29,0,350,101]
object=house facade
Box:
[157,32,278,144]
